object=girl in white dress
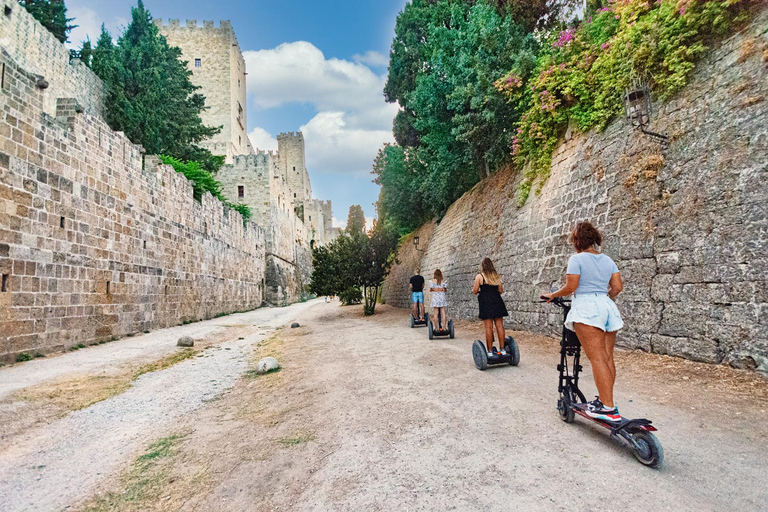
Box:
[429,269,448,329]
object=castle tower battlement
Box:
[157,18,252,163]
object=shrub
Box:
[339,287,363,306]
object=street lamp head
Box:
[624,78,652,129]
[623,76,669,150]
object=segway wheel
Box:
[448,319,455,339]
[425,312,429,324]
[428,320,434,340]
[472,340,488,371]
[409,314,415,328]
[631,430,664,468]
[558,390,576,423]
[505,336,520,366]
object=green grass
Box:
[244,367,281,379]
[80,432,192,511]
[68,343,87,352]
[279,431,315,447]
[15,353,33,362]
[137,433,186,465]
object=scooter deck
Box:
[571,403,655,432]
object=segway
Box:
[471,336,520,370]
[409,312,429,328]
[428,310,454,340]
[541,296,664,468]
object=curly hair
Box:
[570,221,603,252]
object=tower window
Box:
[294,193,296,198]
[238,186,244,199]
[309,215,312,221]
[293,166,296,172]
[1,274,8,292]
[195,58,201,68]
[239,135,242,146]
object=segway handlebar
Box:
[539,295,570,308]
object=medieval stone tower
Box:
[155,19,254,162]
[277,132,311,210]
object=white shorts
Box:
[565,293,624,333]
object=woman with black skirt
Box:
[472,258,509,356]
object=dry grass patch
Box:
[15,349,197,413]
[77,431,208,512]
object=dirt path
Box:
[0,300,321,512]
[70,302,768,512]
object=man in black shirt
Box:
[409,270,425,321]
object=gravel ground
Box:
[0,300,321,512]
[156,303,768,512]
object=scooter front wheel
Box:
[631,430,664,468]
[558,389,576,423]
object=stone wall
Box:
[0,0,105,117]
[383,10,768,372]
[0,51,265,362]
[156,19,253,162]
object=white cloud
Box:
[301,112,394,177]
[248,127,279,152]
[66,6,126,48]
[353,51,389,68]
[243,41,398,178]
[243,42,394,130]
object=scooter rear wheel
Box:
[631,430,664,468]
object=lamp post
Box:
[624,77,669,150]
[414,236,423,252]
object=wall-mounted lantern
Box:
[413,236,423,252]
[624,77,668,150]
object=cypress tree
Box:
[19,0,76,43]
[90,1,221,170]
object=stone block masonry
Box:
[0,0,105,117]
[0,51,265,363]
[384,9,768,371]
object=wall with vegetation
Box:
[0,0,105,117]
[0,52,265,363]
[384,10,768,371]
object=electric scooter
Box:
[541,296,664,468]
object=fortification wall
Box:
[0,51,265,362]
[0,0,105,117]
[383,12,768,371]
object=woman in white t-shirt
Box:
[429,269,448,330]
[542,221,624,424]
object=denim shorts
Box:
[565,293,624,333]
[411,291,424,303]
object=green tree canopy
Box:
[310,222,399,315]
[346,205,366,235]
[378,0,539,232]
[87,1,221,171]
[19,0,76,43]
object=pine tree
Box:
[19,0,76,44]
[90,1,221,170]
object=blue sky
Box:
[66,0,408,227]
